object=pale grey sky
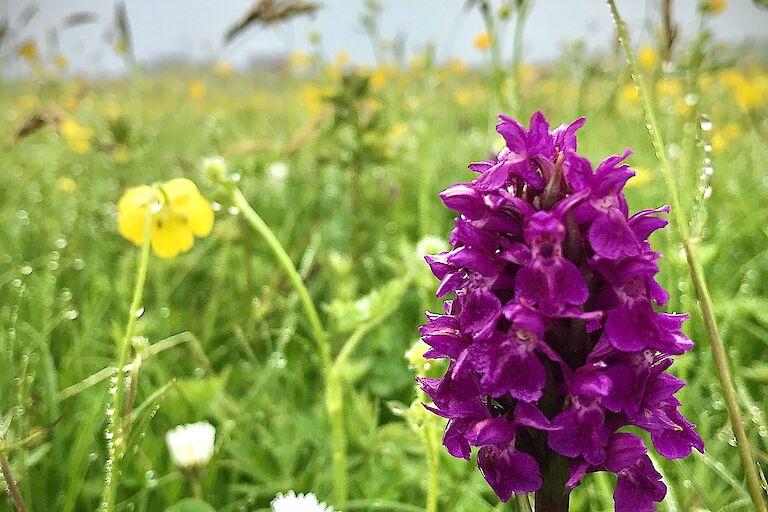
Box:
[2,0,767,76]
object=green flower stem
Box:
[510,1,531,119]
[228,185,348,504]
[101,203,153,512]
[416,387,440,512]
[478,1,508,111]
[607,2,767,511]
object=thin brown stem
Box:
[0,452,28,512]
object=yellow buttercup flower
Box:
[60,118,94,155]
[626,166,653,188]
[117,178,214,258]
[19,41,38,62]
[656,78,682,97]
[188,80,206,100]
[638,45,658,71]
[56,176,77,194]
[473,31,492,51]
[706,0,726,14]
[289,51,311,70]
[620,83,640,104]
[370,68,387,89]
[449,58,467,75]
[710,133,726,154]
[54,53,69,70]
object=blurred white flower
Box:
[271,491,335,512]
[266,161,289,183]
[201,155,228,182]
[165,422,215,469]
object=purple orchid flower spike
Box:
[419,112,702,512]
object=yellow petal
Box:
[180,195,214,237]
[162,178,199,201]
[152,216,194,258]
[117,186,155,245]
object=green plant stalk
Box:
[228,185,348,504]
[509,1,530,118]
[607,2,767,511]
[417,388,440,512]
[101,204,153,512]
[478,1,508,111]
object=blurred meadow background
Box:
[1,0,768,511]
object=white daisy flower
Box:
[165,422,215,469]
[270,491,335,512]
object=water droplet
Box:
[20,264,33,275]
[159,306,170,318]
[64,309,79,320]
[211,201,222,212]
[135,307,145,318]
[227,206,239,216]
[150,202,162,214]
[54,236,68,249]
[700,119,713,132]
[230,172,242,182]
[73,258,86,270]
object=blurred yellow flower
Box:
[626,166,652,188]
[18,94,39,110]
[620,83,640,104]
[19,41,38,62]
[289,51,311,70]
[104,102,123,120]
[519,65,536,85]
[214,60,233,77]
[113,145,129,164]
[54,53,69,70]
[117,178,214,258]
[674,98,692,116]
[706,0,726,14]
[370,68,387,89]
[188,80,206,100]
[56,177,77,194]
[638,45,658,71]
[473,31,492,51]
[711,133,726,154]
[698,73,714,92]
[723,122,742,140]
[335,51,350,67]
[297,84,326,115]
[449,58,467,75]
[733,82,763,111]
[656,78,682,97]
[711,122,743,154]
[60,118,94,155]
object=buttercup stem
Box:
[607,2,767,510]
[0,449,28,512]
[228,185,348,504]
[101,202,153,512]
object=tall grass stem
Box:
[607,2,767,510]
[101,201,153,512]
[228,185,348,504]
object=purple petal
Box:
[478,446,543,501]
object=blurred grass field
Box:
[2,4,768,511]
